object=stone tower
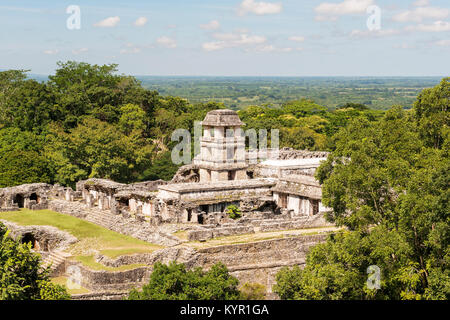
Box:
[194,109,248,183]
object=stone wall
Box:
[187,225,255,241]
[48,200,89,219]
[186,213,331,241]
[1,220,78,252]
[94,247,198,269]
[67,260,152,292]
[72,291,128,300]
[194,234,326,268]
[256,214,332,232]
[193,234,327,296]
[57,233,328,299]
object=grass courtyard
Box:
[0,209,163,270]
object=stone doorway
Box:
[14,194,24,208]
[21,233,40,250]
[30,193,40,203]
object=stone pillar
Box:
[308,199,314,216]
[211,170,220,182]
[104,196,110,210]
[98,193,105,210]
[199,169,211,182]
[218,171,229,181]
[65,189,72,201]
[235,169,247,180]
[110,198,118,215]
[86,194,93,208]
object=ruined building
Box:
[0,109,331,234]
[0,109,334,298]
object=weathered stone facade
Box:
[0,109,338,299]
[0,109,331,237]
[194,109,248,183]
[0,183,53,211]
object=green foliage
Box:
[140,76,439,110]
[0,222,70,300]
[413,77,449,149]
[238,100,383,152]
[118,104,146,135]
[275,79,449,300]
[0,62,231,187]
[226,205,242,220]
[0,128,52,187]
[0,150,52,188]
[45,117,153,187]
[128,261,240,300]
[274,229,413,300]
[240,282,266,300]
[139,151,180,182]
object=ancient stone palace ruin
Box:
[0,109,334,298]
[0,109,330,228]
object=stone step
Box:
[42,251,69,272]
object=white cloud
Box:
[246,45,293,53]
[200,20,220,30]
[393,43,416,49]
[120,47,141,54]
[43,49,59,55]
[202,32,267,51]
[120,43,142,54]
[350,28,401,38]
[435,39,450,46]
[157,36,177,48]
[134,17,148,27]
[212,33,241,41]
[412,0,429,7]
[392,7,449,22]
[202,42,227,51]
[238,0,282,16]
[72,48,88,55]
[288,36,305,42]
[234,28,250,33]
[315,0,374,21]
[405,20,450,32]
[94,16,120,28]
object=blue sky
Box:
[0,0,449,76]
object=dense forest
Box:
[0,61,387,188]
[139,76,441,110]
[0,61,448,300]
[275,78,449,300]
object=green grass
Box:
[0,209,163,256]
[186,226,340,248]
[99,248,157,259]
[51,276,90,295]
[73,255,147,271]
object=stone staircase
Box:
[84,208,117,229]
[42,250,71,276]
[48,199,181,247]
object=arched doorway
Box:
[30,193,39,203]
[14,194,24,208]
[21,233,40,250]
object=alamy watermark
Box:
[66,265,82,290]
[366,5,381,31]
[66,5,81,30]
[367,265,381,290]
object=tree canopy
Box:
[274,79,449,300]
[128,261,241,300]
